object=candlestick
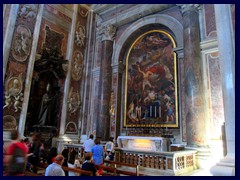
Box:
[159,106,161,117]
[155,106,156,117]
[150,106,152,117]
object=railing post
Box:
[173,156,177,174]
[165,157,168,170]
[136,165,139,176]
[184,155,187,169]
[114,164,117,176]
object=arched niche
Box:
[113,14,183,135]
[24,69,62,136]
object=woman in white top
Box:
[67,150,81,176]
[104,137,115,161]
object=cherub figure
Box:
[14,93,23,112]
[3,93,12,109]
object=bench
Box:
[103,160,142,176]
[36,162,93,176]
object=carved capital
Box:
[97,24,116,41]
[177,4,200,15]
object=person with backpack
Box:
[4,130,28,176]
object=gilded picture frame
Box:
[124,30,178,128]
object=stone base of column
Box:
[210,156,235,176]
[54,134,80,152]
[185,146,220,172]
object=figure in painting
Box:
[136,63,153,91]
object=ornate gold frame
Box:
[124,30,178,128]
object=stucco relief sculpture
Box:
[75,24,86,47]
[79,7,89,17]
[65,121,77,133]
[18,4,38,21]
[3,115,17,130]
[12,25,31,62]
[72,51,84,81]
[3,93,12,109]
[109,91,115,116]
[67,87,81,114]
[3,74,24,112]
[97,24,116,41]
[14,93,24,112]
[8,78,22,97]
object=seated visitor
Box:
[47,147,57,165]
[67,150,81,176]
[105,137,115,161]
[81,153,100,176]
[45,154,65,176]
[61,148,69,176]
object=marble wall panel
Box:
[65,5,89,134]
[207,52,224,139]
[203,4,217,40]
[37,18,69,57]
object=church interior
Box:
[3,4,235,176]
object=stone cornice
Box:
[91,4,118,14]
[96,4,174,27]
[200,38,218,52]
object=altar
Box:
[117,136,169,152]
[115,136,197,175]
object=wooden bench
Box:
[24,171,41,176]
[62,166,93,176]
[103,160,142,176]
[36,162,93,176]
[95,164,117,176]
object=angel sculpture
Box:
[14,93,24,112]
[3,93,12,109]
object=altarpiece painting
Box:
[124,30,178,128]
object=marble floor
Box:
[117,166,213,176]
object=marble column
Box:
[173,47,185,143]
[18,5,45,137]
[180,4,208,146]
[210,4,235,176]
[96,24,116,141]
[3,4,19,83]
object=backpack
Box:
[7,143,27,174]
